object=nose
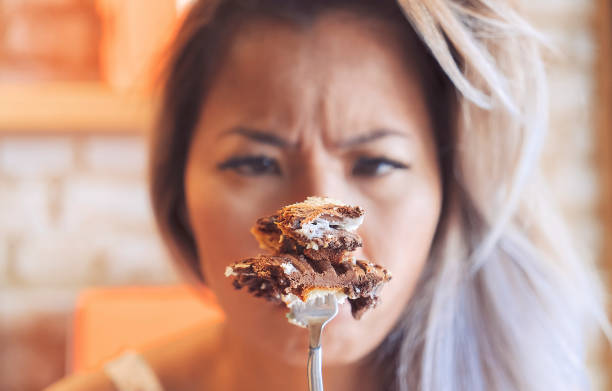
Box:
[287,153,349,204]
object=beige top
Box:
[104,351,164,391]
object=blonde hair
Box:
[149,0,608,389]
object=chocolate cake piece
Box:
[251,213,359,263]
[225,254,391,320]
[250,214,299,254]
[227,196,391,325]
[274,197,364,254]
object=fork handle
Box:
[307,346,323,391]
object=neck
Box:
[212,323,379,391]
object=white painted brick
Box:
[0,137,74,177]
[82,136,147,175]
[14,230,104,286]
[59,176,152,231]
[548,70,594,112]
[103,234,178,284]
[521,0,594,19]
[0,288,77,319]
[0,239,8,284]
[562,216,602,264]
[549,107,593,131]
[579,218,602,255]
[548,162,599,208]
[543,131,592,171]
[0,179,52,236]
[526,13,591,38]
[14,228,174,287]
[542,28,595,68]
[545,121,594,159]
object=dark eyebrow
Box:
[219,126,290,147]
[335,129,409,148]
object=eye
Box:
[217,155,281,176]
[351,156,409,177]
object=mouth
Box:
[268,295,354,324]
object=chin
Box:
[255,299,384,366]
[319,301,384,364]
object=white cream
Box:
[297,214,364,240]
[288,196,364,243]
[303,289,348,304]
[286,313,308,328]
[338,215,364,232]
[224,263,251,277]
[305,242,319,250]
[280,262,297,274]
[281,290,348,308]
[297,218,333,239]
[282,290,348,328]
[281,293,303,308]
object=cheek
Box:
[365,175,441,292]
[334,175,441,354]
[185,175,257,281]
[184,159,289,282]
[363,182,441,273]
[185,167,311,360]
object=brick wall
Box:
[0,0,604,389]
[527,1,603,266]
[525,1,607,388]
[0,135,177,390]
[0,0,101,81]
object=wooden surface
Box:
[595,0,612,384]
[72,285,224,372]
[0,82,153,133]
[0,0,176,133]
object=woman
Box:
[48,0,608,390]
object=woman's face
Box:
[184,12,442,365]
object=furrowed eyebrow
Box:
[335,128,409,148]
[219,126,291,147]
[219,126,408,148]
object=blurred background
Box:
[0,0,610,390]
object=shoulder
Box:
[43,370,116,391]
[45,321,224,391]
[141,320,225,390]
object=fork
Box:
[289,294,339,391]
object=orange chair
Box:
[71,285,224,372]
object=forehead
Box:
[200,11,429,138]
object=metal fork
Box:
[290,294,339,391]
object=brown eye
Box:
[218,155,281,176]
[351,157,409,177]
